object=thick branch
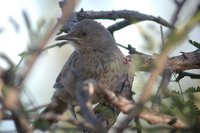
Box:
[127,50,200,73]
[168,50,200,72]
[59,9,174,33]
[76,10,173,29]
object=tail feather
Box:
[33,96,67,131]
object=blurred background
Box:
[0,0,200,132]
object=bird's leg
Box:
[68,105,86,133]
[68,105,78,119]
[152,69,172,111]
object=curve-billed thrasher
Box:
[34,19,132,130]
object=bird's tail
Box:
[33,95,67,131]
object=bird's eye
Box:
[81,31,87,37]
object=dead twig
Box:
[175,71,200,81]
[17,0,76,86]
[85,80,188,129]
[33,113,96,132]
[171,0,187,27]
[59,9,174,34]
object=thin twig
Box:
[152,69,172,111]
[107,19,131,35]
[172,73,185,102]
[0,53,15,68]
[1,1,77,133]
[135,118,142,133]
[32,113,97,132]
[27,104,48,112]
[41,42,68,51]
[160,25,164,46]
[171,0,187,27]
[8,16,20,32]
[17,0,76,87]
[176,71,200,81]
[90,81,187,129]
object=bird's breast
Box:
[74,52,125,90]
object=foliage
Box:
[189,40,200,49]
[159,87,200,133]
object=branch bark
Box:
[89,80,187,129]
[33,113,96,132]
[127,49,200,73]
[59,9,174,34]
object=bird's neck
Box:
[76,45,124,63]
[77,44,118,55]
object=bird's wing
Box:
[53,51,79,89]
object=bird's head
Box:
[56,19,116,53]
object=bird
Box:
[33,19,133,131]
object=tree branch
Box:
[77,10,173,29]
[87,80,188,129]
[107,19,131,35]
[127,49,200,73]
[171,0,187,27]
[59,9,174,34]
[17,0,76,86]
[152,69,173,110]
[33,113,96,132]
[175,71,200,81]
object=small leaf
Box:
[18,51,29,57]
[22,10,31,32]
[188,39,200,49]
[185,86,200,93]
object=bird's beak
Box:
[55,34,78,41]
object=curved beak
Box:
[55,34,78,41]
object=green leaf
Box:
[18,51,29,57]
[185,86,200,93]
[188,40,200,49]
